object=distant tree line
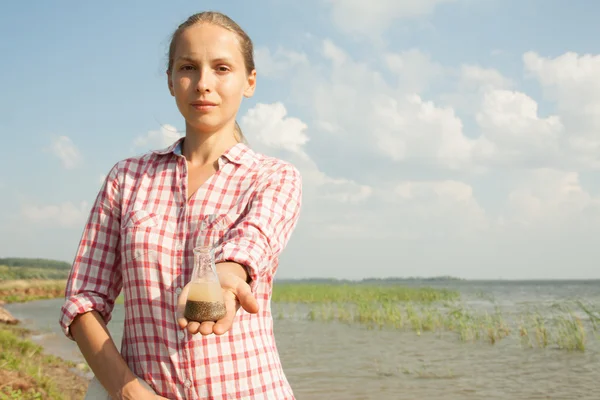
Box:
[0,265,70,280]
[275,276,464,284]
[0,258,71,270]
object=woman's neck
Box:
[182,122,238,167]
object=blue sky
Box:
[2,1,600,279]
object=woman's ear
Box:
[167,71,175,97]
[243,70,257,98]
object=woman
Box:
[59,11,302,400]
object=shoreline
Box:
[0,281,89,399]
[2,278,599,399]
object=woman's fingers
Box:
[176,283,191,329]
[177,273,259,336]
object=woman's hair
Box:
[167,11,254,144]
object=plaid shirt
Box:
[59,138,302,399]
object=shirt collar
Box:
[153,137,255,166]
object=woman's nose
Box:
[196,68,213,93]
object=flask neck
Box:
[193,246,216,277]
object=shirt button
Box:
[178,331,185,340]
[176,241,183,250]
[175,287,182,295]
[184,379,192,388]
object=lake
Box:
[6,280,600,399]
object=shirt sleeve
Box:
[59,163,123,340]
[214,162,302,289]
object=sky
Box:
[2,0,600,280]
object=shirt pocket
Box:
[121,209,176,263]
[121,209,178,295]
[122,209,159,261]
[123,209,158,229]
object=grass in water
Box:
[272,283,460,304]
[1,277,597,353]
[272,284,599,352]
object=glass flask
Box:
[184,245,227,323]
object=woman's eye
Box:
[217,66,230,72]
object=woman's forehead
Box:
[176,24,241,55]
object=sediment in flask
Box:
[184,281,226,322]
[184,300,227,322]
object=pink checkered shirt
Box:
[59,138,302,399]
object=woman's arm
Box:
[71,311,161,399]
[177,161,303,336]
[60,165,165,398]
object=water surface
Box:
[6,280,600,399]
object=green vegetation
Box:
[516,302,599,352]
[275,276,465,284]
[272,283,460,304]
[0,265,70,281]
[0,262,87,398]
[0,280,66,304]
[0,325,87,399]
[1,259,598,354]
[0,258,71,270]
[272,284,599,352]
[0,258,71,282]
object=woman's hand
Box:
[176,272,259,336]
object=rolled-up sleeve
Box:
[59,163,123,340]
[215,162,302,288]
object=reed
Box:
[272,283,460,304]
[272,284,599,352]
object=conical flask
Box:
[184,245,227,323]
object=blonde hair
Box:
[167,11,254,144]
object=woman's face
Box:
[168,23,256,134]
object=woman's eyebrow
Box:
[175,55,235,64]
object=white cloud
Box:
[241,103,309,156]
[240,102,374,231]
[371,94,475,169]
[474,89,563,166]
[133,124,182,152]
[324,0,457,38]
[245,42,600,279]
[313,174,373,205]
[240,102,488,249]
[48,136,82,169]
[507,169,596,225]
[386,180,489,237]
[322,39,348,65]
[385,49,444,93]
[523,51,600,108]
[289,40,482,170]
[438,65,513,116]
[285,39,587,173]
[524,51,600,168]
[255,47,308,78]
[22,201,90,228]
